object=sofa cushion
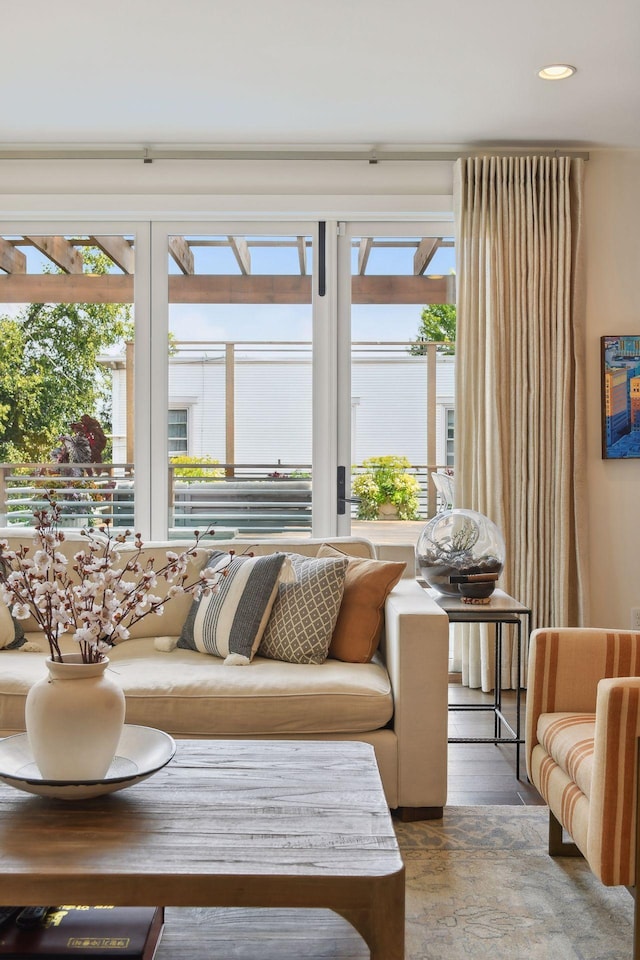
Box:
[259,553,349,664]
[317,544,406,663]
[218,538,376,561]
[0,529,100,641]
[107,544,214,640]
[0,529,99,633]
[177,551,287,662]
[0,532,213,640]
[537,712,596,799]
[0,636,394,738]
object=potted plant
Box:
[352,456,421,521]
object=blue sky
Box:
[169,234,456,343]
[2,233,456,344]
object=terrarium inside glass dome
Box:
[416,509,505,599]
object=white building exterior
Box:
[110,349,455,469]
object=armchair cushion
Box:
[536,712,596,799]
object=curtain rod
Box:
[0,147,590,163]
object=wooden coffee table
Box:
[0,739,404,959]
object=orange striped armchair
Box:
[526,627,640,945]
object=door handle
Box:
[337,466,361,515]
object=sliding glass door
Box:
[0,216,455,542]
[149,222,323,541]
[0,220,150,533]
[336,221,456,536]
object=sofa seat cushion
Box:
[537,712,596,799]
[0,636,393,739]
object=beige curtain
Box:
[452,155,589,691]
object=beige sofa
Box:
[0,534,449,818]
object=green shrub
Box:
[352,456,421,520]
[169,456,224,479]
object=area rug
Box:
[395,805,633,960]
[162,806,633,959]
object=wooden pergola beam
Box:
[296,237,307,276]
[413,238,440,276]
[227,237,251,275]
[358,238,373,276]
[0,273,453,305]
[91,236,135,275]
[172,274,305,303]
[168,236,194,275]
[25,236,83,274]
[0,237,26,274]
[0,274,132,303]
[351,275,450,304]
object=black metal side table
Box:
[424,586,532,779]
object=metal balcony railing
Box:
[0,462,452,534]
[0,463,135,529]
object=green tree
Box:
[410,304,457,356]
[0,249,132,462]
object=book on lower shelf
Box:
[0,907,164,960]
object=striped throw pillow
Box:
[178,551,288,664]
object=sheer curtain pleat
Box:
[452,156,588,691]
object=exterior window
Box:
[168,409,188,455]
[445,407,455,467]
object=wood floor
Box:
[447,682,545,806]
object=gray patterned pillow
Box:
[178,551,288,664]
[258,553,349,664]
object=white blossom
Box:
[11,603,31,620]
[0,498,221,663]
[74,625,98,644]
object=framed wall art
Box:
[601,335,640,459]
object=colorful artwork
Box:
[601,336,640,458]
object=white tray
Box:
[0,725,176,800]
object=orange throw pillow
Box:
[317,544,406,663]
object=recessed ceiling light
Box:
[538,64,577,81]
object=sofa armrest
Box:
[587,677,640,885]
[525,628,640,781]
[379,579,449,808]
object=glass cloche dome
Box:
[416,509,505,598]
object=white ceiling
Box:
[3,0,640,151]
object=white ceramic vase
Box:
[25,654,126,780]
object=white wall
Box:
[584,151,640,628]
[0,158,453,216]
